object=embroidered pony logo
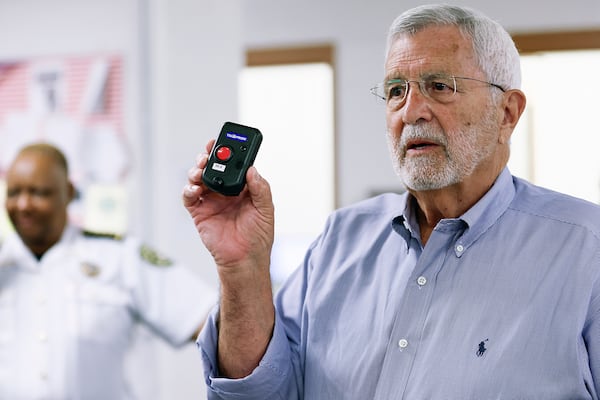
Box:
[476,339,489,357]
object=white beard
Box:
[387,107,499,191]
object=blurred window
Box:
[509,30,600,203]
[239,45,335,286]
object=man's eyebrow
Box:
[384,71,452,82]
[422,71,452,79]
[384,74,407,82]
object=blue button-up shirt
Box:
[199,168,600,400]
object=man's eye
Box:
[429,80,454,92]
[387,84,406,98]
[33,189,51,198]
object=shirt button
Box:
[416,276,427,286]
[38,332,48,342]
[40,371,48,380]
[398,338,408,349]
[456,244,464,252]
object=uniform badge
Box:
[80,262,101,277]
[140,244,173,267]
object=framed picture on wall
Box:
[0,54,130,235]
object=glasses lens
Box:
[385,80,408,103]
[422,76,456,103]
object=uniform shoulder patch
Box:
[140,244,173,267]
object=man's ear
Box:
[498,89,527,144]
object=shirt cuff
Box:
[197,306,292,399]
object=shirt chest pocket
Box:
[67,283,133,342]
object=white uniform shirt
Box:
[0,224,218,400]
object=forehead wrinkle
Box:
[384,26,478,81]
[384,51,455,82]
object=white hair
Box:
[386,4,521,90]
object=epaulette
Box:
[140,244,173,267]
[83,230,124,240]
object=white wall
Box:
[0,0,598,398]
[146,0,241,399]
[0,0,240,399]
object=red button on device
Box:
[216,146,232,161]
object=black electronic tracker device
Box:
[202,122,263,196]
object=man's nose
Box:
[401,81,433,125]
[16,193,32,210]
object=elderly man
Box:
[183,4,600,399]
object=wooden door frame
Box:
[512,29,600,53]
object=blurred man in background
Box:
[0,142,218,399]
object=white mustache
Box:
[399,124,447,153]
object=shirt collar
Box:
[391,193,420,249]
[0,224,79,271]
[459,167,515,250]
[392,167,516,252]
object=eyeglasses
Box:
[370,74,505,108]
